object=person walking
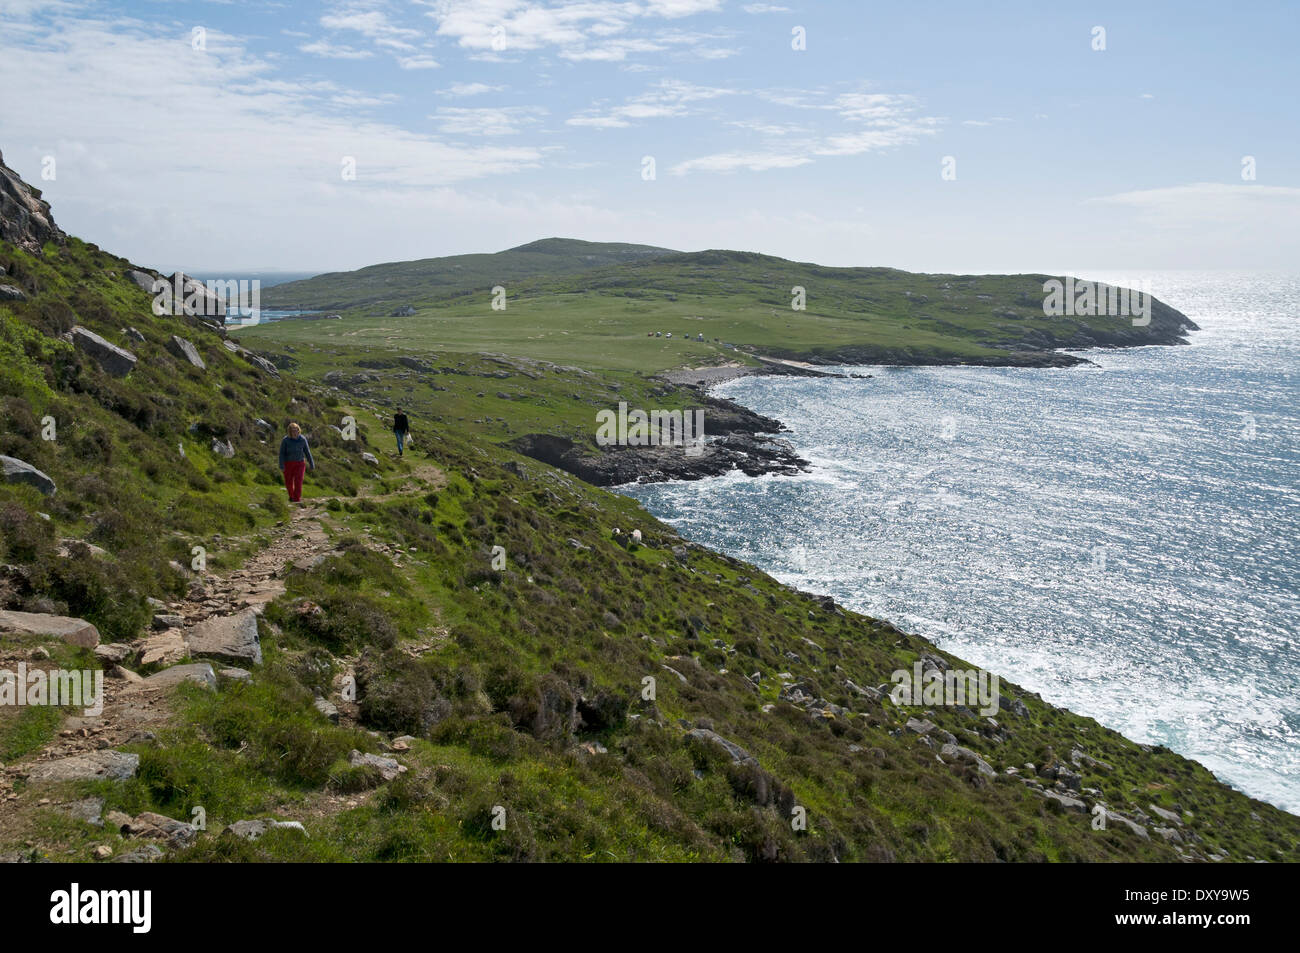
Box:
[278,421,315,503]
[393,407,411,456]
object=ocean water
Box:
[620,272,1300,814]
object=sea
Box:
[620,271,1300,814]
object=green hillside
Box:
[253,245,1196,372]
[1,156,1292,864]
[261,238,675,312]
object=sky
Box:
[1,0,1297,275]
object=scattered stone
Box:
[0,283,26,301]
[111,844,163,863]
[347,749,406,781]
[186,609,262,666]
[124,269,155,292]
[223,818,308,841]
[108,665,143,683]
[137,629,186,667]
[1040,790,1088,813]
[104,810,132,831]
[211,437,235,458]
[71,326,137,377]
[92,845,113,860]
[685,728,756,765]
[217,667,252,686]
[26,751,139,784]
[62,796,105,827]
[165,334,206,369]
[126,811,197,848]
[151,614,185,631]
[93,643,131,663]
[125,326,146,343]
[1148,803,1183,825]
[0,455,57,496]
[361,452,379,465]
[130,663,217,692]
[0,609,98,648]
[313,696,339,723]
[939,743,997,777]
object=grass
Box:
[0,215,1291,864]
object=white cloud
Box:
[670,151,813,174]
[300,39,375,59]
[0,10,548,269]
[742,3,791,13]
[567,78,732,126]
[439,82,505,96]
[432,106,547,136]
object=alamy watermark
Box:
[0,664,103,716]
[596,402,706,457]
[1042,277,1151,327]
[890,661,999,716]
[151,275,261,325]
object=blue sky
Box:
[1,0,1296,274]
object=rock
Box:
[1101,810,1150,839]
[186,610,262,665]
[904,717,936,736]
[1040,790,1088,813]
[92,845,113,860]
[26,751,139,784]
[1070,747,1113,772]
[1148,803,1183,825]
[125,326,146,343]
[0,149,66,253]
[217,667,252,685]
[104,810,132,831]
[110,845,163,863]
[130,663,217,692]
[151,614,185,631]
[361,452,379,465]
[0,284,25,301]
[57,538,108,559]
[0,455,56,496]
[108,665,143,683]
[313,696,339,723]
[137,629,186,667]
[71,326,137,377]
[62,796,105,826]
[348,749,406,781]
[939,743,997,777]
[390,735,415,751]
[165,335,206,370]
[126,811,196,848]
[123,270,155,292]
[685,728,756,765]
[211,438,235,458]
[223,818,308,841]
[0,609,98,647]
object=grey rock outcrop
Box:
[0,455,56,495]
[0,149,65,254]
[166,334,206,369]
[186,609,262,665]
[71,326,137,377]
[0,609,98,647]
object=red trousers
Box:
[283,460,306,502]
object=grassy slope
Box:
[261,238,675,312]
[1,233,1295,864]
[254,245,1190,371]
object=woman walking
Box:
[278,421,315,503]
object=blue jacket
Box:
[278,434,315,469]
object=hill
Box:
[252,243,1196,373]
[1,150,1294,864]
[260,238,676,312]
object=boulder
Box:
[0,609,98,647]
[62,796,105,827]
[217,667,252,686]
[71,326,137,377]
[313,696,339,723]
[0,149,66,254]
[151,614,185,631]
[361,452,379,465]
[685,728,756,765]
[126,812,197,848]
[1040,790,1088,813]
[137,629,186,667]
[93,643,132,663]
[211,438,235,458]
[347,749,406,781]
[130,663,217,692]
[223,818,307,841]
[186,610,262,665]
[125,326,146,343]
[124,270,156,293]
[165,335,206,370]
[0,455,56,496]
[26,750,139,784]
[939,743,997,777]
[1148,803,1183,825]
[0,284,25,301]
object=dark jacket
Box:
[393,413,410,435]
[278,434,315,469]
